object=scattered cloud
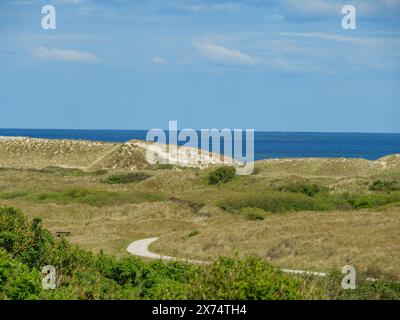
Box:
[193,42,257,66]
[32,47,98,62]
[152,56,168,64]
[172,2,243,13]
[281,32,355,42]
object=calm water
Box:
[0,129,399,160]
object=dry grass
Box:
[0,137,399,279]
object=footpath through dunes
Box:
[0,136,399,175]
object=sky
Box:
[0,0,399,132]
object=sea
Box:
[0,129,399,161]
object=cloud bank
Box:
[32,47,98,62]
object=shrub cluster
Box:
[369,180,400,192]
[207,166,236,185]
[218,191,400,214]
[0,206,316,300]
[102,172,151,184]
[1,206,398,300]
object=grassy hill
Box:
[0,136,399,291]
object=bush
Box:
[34,188,164,207]
[207,166,236,185]
[239,207,269,220]
[218,191,332,213]
[1,206,399,300]
[102,172,151,184]
[0,250,42,300]
[188,230,200,237]
[346,192,400,209]
[369,180,400,192]
[276,181,327,197]
[186,257,315,300]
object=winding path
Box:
[126,237,329,277]
[127,237,209,264]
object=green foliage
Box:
[346,192,400,209]
[149,164,175,170]
[188,230,200,237]
[239,207,269,220]
[207,166,236,185]
[369,179,400,192]
[0,250,42,300]
[320,272,400,300]
[0,191,28,200]
[32,166,107,177]
[1,206,399,300]
[218,190,400,214]
[276,181,327,197]
[218,191,332,214]
[102,172,151,184]
[188,257,313,300]
[34,188,165,207]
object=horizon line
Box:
[0,128,399,135]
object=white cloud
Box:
[193,42,257,66]
[281,32,355,42]
[152,56,168,64]
[172,2,242,13]
[32,47,98,62]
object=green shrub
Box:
[240,207,269,220]
[218,191,332,213]
[369,180,400,192]
[102,172,151,184]
[34,188,164,207]
[187,257,315,300]
[0,249,42,300]
[207,166,236,185]
[346,192,400,209]
[188,230,200,237]
[321,272,400,300]
[1,206,399,300]
[0,191,28,200]
[277,181,327,197]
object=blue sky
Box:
[0,0,399,132]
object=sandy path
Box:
[127,237,209,264]
[126,237,330,277]
[127,237,378,281]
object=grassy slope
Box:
[0,165,399,279]
[0,137,399,280]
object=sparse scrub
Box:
[188,230,200,238]
[218,191,332,214]
[102,172,151,184]
[0,191,28,200]
[207,166,236,185]
[239,207,269,220]
[149,163,175,170]
[34,188,164,207]
[1,206,399,300]
[276,181,327,197]
[369,179,400,192]
[346,192,400,209]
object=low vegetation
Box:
[1,206,399,300]
[369,179,400,192]
[101,172,151,184]
[275,180,327,197]
[218,190,400,216]
[207,166,236,185]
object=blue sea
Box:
[0,129,399,161]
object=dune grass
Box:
[0,158,399,281]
